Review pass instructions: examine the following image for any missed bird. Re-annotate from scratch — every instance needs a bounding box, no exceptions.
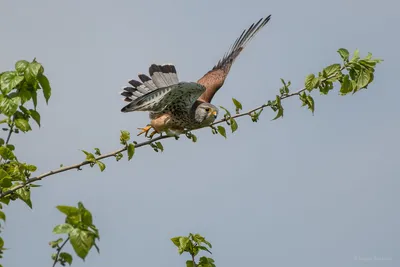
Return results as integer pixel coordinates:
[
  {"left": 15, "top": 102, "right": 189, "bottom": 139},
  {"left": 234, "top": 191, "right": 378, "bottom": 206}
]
[{"left": 120, "top": 15, "right": 271, "bottom": 138}]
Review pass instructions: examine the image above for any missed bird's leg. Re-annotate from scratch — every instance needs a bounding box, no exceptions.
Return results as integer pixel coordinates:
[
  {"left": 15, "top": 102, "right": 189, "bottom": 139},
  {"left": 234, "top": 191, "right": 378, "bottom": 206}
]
[
  {"left": 148, "top": 129, "right": 159, "bottom": 139},
  {"left": 137, "top": 125, "right": 156, "bottom": 138}
]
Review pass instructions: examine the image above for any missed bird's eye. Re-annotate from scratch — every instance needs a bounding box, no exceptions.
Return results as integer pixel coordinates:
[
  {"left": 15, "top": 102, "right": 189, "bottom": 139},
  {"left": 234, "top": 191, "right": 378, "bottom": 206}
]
[{"left": 205, "top": 108, "right": 210, "bottom": 112}]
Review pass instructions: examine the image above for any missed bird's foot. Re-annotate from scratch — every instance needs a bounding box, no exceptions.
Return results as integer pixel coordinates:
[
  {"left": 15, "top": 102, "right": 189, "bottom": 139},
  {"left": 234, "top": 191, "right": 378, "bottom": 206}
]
[{"left": 137, "top": 125, "right": 158, "bottom": 138}]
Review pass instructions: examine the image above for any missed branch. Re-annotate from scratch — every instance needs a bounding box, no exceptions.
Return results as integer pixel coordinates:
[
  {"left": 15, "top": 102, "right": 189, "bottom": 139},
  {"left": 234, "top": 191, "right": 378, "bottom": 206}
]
[
  {"left": 52, "top": 237, "right": 69, "bottom": 267},
  {"left": 192, "top": 253, "right": 197, "bottom": 267},
  {"left": 0, "top": 135, "right": 170, "bottom": 198},
  {"left": 5, "top": 123, "right": 14, "bottom": 145},
  {"left": 211, "top": 87, "right": 306, "bottom": 126},
  {"left": 0, "top": 87, "right": 306, "bottom": 199}
]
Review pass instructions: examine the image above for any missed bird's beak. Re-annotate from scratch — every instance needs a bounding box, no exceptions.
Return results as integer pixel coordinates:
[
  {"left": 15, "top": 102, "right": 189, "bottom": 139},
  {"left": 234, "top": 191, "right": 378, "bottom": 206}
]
[{"left": 212, "top": 110, "right": 217, "bottom": 119}]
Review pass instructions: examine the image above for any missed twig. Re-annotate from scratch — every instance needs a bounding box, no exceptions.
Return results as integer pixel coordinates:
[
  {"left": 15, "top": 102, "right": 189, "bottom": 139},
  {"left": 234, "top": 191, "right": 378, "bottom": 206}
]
[
  {"left": 52, "top": 237, "right": 69, "bottom": 267},
  {"left": 192, "top": 253, "right": 197, "bottom": 267},
  {"left": 211, "top": 86, "right": 306, "bottom": 125},
  {"left": 0, "top": 135, "right": 170, "bottom": 198},
  {"left": 5, "top": 123, "right": 14, "bottom": 145},
  {"left": 0, "top": 87, "right": 306, "bottom": 199}
]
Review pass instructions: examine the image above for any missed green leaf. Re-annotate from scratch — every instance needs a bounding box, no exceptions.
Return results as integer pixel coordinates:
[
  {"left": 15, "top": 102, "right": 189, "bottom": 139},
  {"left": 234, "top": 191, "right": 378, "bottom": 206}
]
[
  {"left": 0, "top": 97, "right": 19, "bottom": 117},
  {"left": 115, "top": 153, "right": 123, "bottom": 161},
  {"left": 171, "top": 236, "right": 181, "bottom": 247},
  {"left": 272, "top": 107, "right": 284, "bottom": 120},
  {"left": 25, "top": 61, "right": 43, "bottom": 82},
  {"left": 311, "top": 76, "right": 320, "bottom": 89},
  {"left": 305, "top": 74, "right": 315, "bottom": 91},
  {"left": 59, "top": 252, "right": 73, "bottom": 266},
  {"left": 16, "top": 187, "right": 32, "bottom": 208},
  {"left": 15, "top": 60, "right": 29, "bottom": 73},
  {"left": 94, "top": 148, "right": 101, "bottom": 156},
  {"left": 29, "top": 109, "right": 40, "bottom": 127},
  {"left": 69, "top": 228, "right": 94, "bottom": 260},
  {"left": 219, "top": 106, "right": 231, "bottom": 117},
  {"left": 351, "top": 49, "right": 360, "bottom": 62},
  {"left": 0, "top": 211, "right": 6, "bottom": 222},
  {"left": 155, "top": 142, "right": 164, "bottom": 152},
  {"left": 337, "top": 48, "right": 349, "bottom": 62},
  {"left": 340, "top": 75, "right": 353, "bottom": 95},
  {"left": 186, "top": 260, "right": 194, "bottom": 267},
  {"left": 230, "top": 118, "right": 238, "bottom": 133},
  {"left": 0, "top": 71, "right": 24, "bottom": 94},
  {"left": 38, "top": 75, "right": 51, "bottom": 103},
  {"left": 120, "top": 130, "right": 130, "bottom": 145},
  {"left": 127, "top": 143, "right": 135, "bottom": 160},
  {"left": 323, "top": 64, "right": 341, "bottom": 78},
  {"left": 80, "top": 209, "right": 93, "bottom": 227},
  {"left": 82, "top": 150, "right": 95, "bottom": 162},
  {"left": 31, "top": 90, "right": 38, "bottom": 108},
  {"left": 14, "top": 118, "right": 31, "bottom": 132},
  {"left": 0, "top": 177, "right": 12, "bottom": 188},
  {"left": 186, "top": 132, "right": 198, "bottom": 143},
  {"left": 53, "top": 223, "right": 74, "bottom": 234},
  {"left": 198, "top": 257, "right": 216, "bottom": 267},
  {"left": 49, "top": 238, "right": 64, "bottom": 248},
  {"left": 356, "top": 69, "right": 370, "bottom": 90},
  {"left": 171, "top": 237, "right": 181, "bottom": 247},
  {"left": 0, "top": 147, "right": 15, "bottom": 160},
  {"left": 96, "top": 161, "right": 105, "bottom": 172},
  {"left": 0, "top": 197, "right": 10, "bottom": 205},
  {"left": 217, "top": 126, "right": 226, "bottom": 138},
  {"left": 307, "top": 95, "right": 315, "bottom": 114},
  {"left": 56, "top": 206, "right": 80, "bottom": 217},
  {"left": 178, "top": 237, "right": 190, "bottom": 254},
  {"left": 232, "top": 98, "right": 242, "bottom": 113},
  {"left": 198, "top": 245, "right": 212, "bottom": 254}
]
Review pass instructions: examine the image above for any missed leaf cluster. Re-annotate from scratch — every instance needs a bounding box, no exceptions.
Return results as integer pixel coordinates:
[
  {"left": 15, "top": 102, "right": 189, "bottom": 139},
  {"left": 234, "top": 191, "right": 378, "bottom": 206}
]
[
  {"left": 171, "top": 233, "right": 215, "bottom": 267},
  {"left": 51, "top": 202, "right": 100, "bottom": 264}
]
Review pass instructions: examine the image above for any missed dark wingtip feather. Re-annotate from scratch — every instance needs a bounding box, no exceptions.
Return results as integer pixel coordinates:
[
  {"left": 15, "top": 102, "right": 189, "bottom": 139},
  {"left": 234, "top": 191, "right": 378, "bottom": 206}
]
[
  {"left": 149, "top": 64, "right": 162, "bottom": 76},
  {"left": 121, "top": 91, "right": 133, "bottom": 97},
  {"left": 213, "top": 14, "right": 272, "bottom": 71},
  {"left": 138, "top": 74, "right": 151, "bottom": 82},
  {"left": 128, "top": 79, "right": 143, "bottom": 87},
  {"left": 123, "top": 86, "right": 136, "bottom": 93},
  {"left": 170, "top": 65, "right": 177, "bottom": 74},
  {"left": 161, "top": 64, "right": 173, "bottom": 74}
]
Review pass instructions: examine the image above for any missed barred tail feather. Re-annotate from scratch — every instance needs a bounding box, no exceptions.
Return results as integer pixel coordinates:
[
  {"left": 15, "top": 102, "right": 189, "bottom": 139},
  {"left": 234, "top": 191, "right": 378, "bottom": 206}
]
[{"left": 120, "top": 63, "right": 179, "bottom": 104}]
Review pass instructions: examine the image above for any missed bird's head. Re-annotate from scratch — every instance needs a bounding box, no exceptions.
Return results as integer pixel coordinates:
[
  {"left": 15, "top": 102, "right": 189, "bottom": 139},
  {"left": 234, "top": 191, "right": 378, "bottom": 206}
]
[{"left": 194, "top": 102, "right": 219, "bottom": 126}]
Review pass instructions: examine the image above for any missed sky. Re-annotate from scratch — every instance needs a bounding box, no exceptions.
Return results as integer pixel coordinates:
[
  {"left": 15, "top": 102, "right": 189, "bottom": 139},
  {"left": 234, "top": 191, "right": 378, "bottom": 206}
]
[{"left": 1, "top": 0, "right": 399, "bottom": 266}]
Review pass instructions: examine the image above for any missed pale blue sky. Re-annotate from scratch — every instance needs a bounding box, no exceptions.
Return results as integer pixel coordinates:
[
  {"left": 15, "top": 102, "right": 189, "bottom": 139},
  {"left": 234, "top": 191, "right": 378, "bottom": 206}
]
[{"left": 1, "top": 0, "right": 399, "bottom": 266}]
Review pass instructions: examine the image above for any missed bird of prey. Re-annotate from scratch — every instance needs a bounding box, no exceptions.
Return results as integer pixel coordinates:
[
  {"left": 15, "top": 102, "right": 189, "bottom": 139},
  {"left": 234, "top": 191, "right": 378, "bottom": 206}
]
[{"left": 120, "top": 15, "right": 271, "bottom": 138}]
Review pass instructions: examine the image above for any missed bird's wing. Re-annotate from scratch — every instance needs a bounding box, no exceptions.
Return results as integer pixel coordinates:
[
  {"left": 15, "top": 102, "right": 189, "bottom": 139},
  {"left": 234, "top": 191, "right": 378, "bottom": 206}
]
[
  {"left": 121, "top": 82, "right": 205, "bottom": 113},
  {"left": 197, "top": 15, "right": 271, "bottom": 103}
]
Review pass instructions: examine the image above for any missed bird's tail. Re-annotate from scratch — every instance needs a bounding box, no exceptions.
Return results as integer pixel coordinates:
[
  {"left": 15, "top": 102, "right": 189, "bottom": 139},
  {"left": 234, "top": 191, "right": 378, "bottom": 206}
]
[{"left": 120, "top": 64, "right": 179, "bottom": 103}]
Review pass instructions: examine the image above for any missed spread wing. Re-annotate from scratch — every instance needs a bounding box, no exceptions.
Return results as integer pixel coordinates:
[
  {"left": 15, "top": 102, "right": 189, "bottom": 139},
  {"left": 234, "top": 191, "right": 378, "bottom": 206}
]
[
  {"left": 197, "top": 15, "right": 271, "bottom": 103},
  {"left": 121, "top": 82, "right": 205, "bottom": 113}
]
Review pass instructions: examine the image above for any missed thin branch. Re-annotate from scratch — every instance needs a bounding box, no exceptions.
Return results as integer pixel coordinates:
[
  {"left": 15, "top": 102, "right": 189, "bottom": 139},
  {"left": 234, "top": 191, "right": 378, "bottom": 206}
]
[
  {"left": 0, "top": 86, "right": 307, "bottom": 199},
  {"left": 211, "top": 86, "right": 306, "bottom": 126},
  {"left": 5, "top": 123, "right": 14, "bottom": 145},
  {"left": 52, "top": 237, "right": 69, "bottom": 267},
  {"left": 0, "top": 135, "right": 169, "bottom": 198},
  {"left": 191, "top": 253, "right": 197, "bottom": 267}
]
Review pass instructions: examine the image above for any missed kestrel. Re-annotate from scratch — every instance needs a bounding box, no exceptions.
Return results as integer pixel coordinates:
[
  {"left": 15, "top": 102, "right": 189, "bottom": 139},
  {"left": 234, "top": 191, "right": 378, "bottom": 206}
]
[{"left": 120, "top": 15, "right": 271, "bottom": 137}]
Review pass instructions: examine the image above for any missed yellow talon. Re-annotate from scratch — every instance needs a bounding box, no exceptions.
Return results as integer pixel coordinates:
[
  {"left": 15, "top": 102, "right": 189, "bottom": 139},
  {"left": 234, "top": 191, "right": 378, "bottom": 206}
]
[{"left": 137, "top": 125, "right": 159, "bottom": 138}]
